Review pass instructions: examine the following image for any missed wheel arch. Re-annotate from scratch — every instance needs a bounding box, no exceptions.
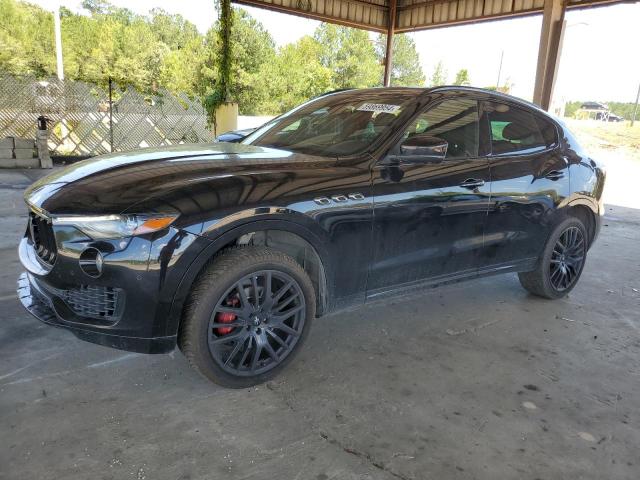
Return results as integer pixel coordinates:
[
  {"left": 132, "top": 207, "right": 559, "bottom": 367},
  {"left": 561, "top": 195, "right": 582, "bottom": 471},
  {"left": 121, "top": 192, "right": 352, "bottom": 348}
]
[
  {"left": 166, "top": 219, "right": 332, "bottom": 339},
  {"left": 563, "top": 198, "right": 599, "bottom": 248}
]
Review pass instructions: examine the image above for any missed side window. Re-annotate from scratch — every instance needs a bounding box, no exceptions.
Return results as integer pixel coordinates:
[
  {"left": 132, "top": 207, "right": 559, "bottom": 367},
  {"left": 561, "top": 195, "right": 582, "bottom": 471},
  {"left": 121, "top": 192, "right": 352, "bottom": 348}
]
[
  {"left": 535, "top": 115, "right": 559, "bottom": 148},
  {"left": 486, "top": 103, "right": 557, "bottom": 155},
  {"left": 282, "top": 119, "right": 301, "bottom": 132},
  {"left": 403, "top": 99, "right": 479, "bottom": 159}
]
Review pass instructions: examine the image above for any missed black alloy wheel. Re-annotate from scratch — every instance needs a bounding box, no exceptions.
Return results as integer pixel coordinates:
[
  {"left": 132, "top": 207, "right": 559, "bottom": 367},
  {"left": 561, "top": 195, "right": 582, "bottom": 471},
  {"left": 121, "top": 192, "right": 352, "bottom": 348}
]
[
  {"left": 518, "top": 216, "right": 589, "bottom": 299},
  {"left": 179, "top": 247, "right": 315, "bottom": 388},
  {"left": 208, "top": 270, "right": 306, "bottom": 376},
  {"left": 548, "top": 226, "right": 585, "bottom": 292}
]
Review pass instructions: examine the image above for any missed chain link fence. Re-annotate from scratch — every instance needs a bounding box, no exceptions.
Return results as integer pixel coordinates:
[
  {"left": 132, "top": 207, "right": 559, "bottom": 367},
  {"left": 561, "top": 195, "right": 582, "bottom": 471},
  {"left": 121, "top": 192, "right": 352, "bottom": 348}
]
[{"left": 0, "top": 73, "right": 214, "bottom": 157}]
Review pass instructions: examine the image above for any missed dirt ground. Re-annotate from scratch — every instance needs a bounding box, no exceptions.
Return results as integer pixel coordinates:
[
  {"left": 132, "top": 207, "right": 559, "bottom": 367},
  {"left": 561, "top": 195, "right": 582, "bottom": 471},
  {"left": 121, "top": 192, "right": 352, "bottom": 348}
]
[{"left": 565, "top": 118, "right": 640, "bottom": 163}]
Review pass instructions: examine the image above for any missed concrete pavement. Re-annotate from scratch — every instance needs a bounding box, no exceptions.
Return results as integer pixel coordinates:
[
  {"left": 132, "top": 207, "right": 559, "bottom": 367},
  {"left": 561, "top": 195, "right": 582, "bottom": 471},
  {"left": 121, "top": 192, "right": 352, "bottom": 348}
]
[{"left": 1, "top": 160, "right": 639, "bottom": 480}]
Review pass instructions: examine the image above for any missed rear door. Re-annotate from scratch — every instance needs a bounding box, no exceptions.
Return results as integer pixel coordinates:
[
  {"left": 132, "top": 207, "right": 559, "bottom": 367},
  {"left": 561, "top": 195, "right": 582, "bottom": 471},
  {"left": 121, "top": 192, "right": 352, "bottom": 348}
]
[
  {"left": 482, "top": 101, "right": 570, "bottom": 268},
  {"left": 368, "top": 97, "right": 491, "bottom": 296}
]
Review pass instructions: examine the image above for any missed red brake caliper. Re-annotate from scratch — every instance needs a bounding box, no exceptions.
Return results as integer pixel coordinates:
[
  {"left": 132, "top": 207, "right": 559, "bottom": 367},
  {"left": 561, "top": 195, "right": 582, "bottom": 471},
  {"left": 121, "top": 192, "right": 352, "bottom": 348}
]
[{"left": 215, "top": 297, "right": 240, "bottom": 335}]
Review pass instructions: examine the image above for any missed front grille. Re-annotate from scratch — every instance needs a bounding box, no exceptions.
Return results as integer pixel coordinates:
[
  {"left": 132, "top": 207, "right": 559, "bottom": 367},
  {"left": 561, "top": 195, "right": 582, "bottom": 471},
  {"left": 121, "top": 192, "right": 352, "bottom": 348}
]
[
  {"left": 28, "top": 211, "right": 57, "bottom": 265},
  {"left": 62, "top": 285, "right": 122, "bottom": 320}
]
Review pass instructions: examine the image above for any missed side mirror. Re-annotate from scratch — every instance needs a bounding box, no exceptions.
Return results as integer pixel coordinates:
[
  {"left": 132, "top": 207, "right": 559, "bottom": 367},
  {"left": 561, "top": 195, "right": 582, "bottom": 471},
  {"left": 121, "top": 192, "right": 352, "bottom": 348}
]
[
  {"left": 399, "top": 134, "right": 448, "bottom": 162},
  {"left": 215, "top": 127, "right": 257, "bottom": 143}
]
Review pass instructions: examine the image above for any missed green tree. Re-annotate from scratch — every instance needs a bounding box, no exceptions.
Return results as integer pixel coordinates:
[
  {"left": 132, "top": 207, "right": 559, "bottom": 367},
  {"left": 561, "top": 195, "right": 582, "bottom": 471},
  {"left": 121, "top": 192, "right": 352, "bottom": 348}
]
[
  {"left": 259, "top": 36, "right": 333, "bottom": 114},
  {"left": 0, "top": 0, "right": 207, "bottom": 94},
  {"left": 0, "top": 0, "right": 56, "bottom": 76},
  {"left": 564, "top": 101, "right": 582, "bottom": 118},
  {"left": 3, "top": 0, "right": 435, "bottom": 117},
  {"left": 200, "top": 8, "right": 276, "bottom": 115},
  {"left": 149, "top": 8, "right": 205, "bottom": 94},
  {"left": 453, "top": 68, "right": 471, "bottom": 86},
  {"left": 606, "top": 101, "right": 638, "bottom": 120},
  {"left": 314, "top": 24, "right": 381, "bottom": 89},
  {"left": 564, "top": 100, "right": 638, "bottom": 120},
  {"left": 149, "top": 8, "right": 200, "bottom": 50},
  {"left": 80, "top": 0, "right": 112, "bottom": 15},
  {"left": 60, "top": 3, "right": 171, "bottom": 90},
  {"left": 428, "top": 61, "right": 447, "bottom": 86},
  {"left": 376, "top": 33, "right": 425, "bottom": 86},
  {"left": 158, "top": 38, "right": 204, "bottom": 95},
  {"left": 484, "top": 79, "right": 513, "bottom": 94},
  {"left": 229, "top": 9, "right": 275, "bottom": 113}
]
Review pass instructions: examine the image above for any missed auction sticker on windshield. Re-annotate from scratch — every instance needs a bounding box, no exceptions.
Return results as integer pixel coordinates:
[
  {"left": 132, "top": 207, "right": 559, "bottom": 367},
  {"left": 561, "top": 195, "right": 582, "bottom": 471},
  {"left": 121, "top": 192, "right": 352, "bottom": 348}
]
[{"left": 357, "top": 103, "right": 401, "bottom": 113}]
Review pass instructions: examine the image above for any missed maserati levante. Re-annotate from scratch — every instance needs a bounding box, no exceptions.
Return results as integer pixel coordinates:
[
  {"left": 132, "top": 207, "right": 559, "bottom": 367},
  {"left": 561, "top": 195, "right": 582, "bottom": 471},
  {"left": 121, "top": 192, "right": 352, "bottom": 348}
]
[{"left": 18, "top": 87, "right": 605, "bottom": 387}]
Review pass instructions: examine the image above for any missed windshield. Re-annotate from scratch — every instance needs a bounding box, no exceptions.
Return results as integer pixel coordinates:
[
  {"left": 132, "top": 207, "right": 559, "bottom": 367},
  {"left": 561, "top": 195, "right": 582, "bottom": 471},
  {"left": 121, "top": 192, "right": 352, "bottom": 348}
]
[{"left": 244, "top": 91, "right": 419, "bottom": 156}]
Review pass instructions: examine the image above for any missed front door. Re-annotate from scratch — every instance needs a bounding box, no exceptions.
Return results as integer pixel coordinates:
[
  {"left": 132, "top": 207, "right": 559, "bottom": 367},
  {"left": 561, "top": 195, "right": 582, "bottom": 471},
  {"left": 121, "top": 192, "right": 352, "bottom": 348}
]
[{"left": 368, "top": 97, "right": 491, "bottom": 297}]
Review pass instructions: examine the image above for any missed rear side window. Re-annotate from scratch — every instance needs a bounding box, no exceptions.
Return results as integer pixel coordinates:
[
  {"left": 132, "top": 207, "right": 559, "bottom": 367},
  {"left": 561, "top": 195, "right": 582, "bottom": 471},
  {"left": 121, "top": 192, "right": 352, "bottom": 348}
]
[{"left": 486, "top": 103, "right": 557, "bottom": 155}]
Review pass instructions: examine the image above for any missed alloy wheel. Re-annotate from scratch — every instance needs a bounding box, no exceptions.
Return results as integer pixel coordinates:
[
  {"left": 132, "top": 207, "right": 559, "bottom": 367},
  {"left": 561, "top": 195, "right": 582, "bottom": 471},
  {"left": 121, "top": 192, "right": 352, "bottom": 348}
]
[
  {"left": 549, "top": 226, "right": 585, "bottom": 291},
  {"left": 207, "top": 270, "right": 306, "bottom": 376}
]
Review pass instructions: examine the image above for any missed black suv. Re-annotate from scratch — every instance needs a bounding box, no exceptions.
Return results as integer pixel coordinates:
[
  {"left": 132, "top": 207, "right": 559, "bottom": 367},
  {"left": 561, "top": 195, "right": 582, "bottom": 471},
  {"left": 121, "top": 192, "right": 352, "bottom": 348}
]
[{"left": 18, "top": 87, "right": 605, "bottom": 387}]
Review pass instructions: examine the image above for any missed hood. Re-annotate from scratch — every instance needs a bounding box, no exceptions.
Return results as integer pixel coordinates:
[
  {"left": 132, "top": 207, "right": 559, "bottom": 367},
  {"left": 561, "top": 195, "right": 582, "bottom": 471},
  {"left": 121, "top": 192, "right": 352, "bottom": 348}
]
[{"left": 24, "top": 143, "right": 334, "bottom": 215}]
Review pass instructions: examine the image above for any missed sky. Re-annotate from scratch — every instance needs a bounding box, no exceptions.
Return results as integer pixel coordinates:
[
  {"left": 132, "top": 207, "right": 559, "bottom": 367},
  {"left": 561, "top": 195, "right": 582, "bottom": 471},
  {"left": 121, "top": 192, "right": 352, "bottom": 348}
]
[{"left": 27, "top": 0, "right": 640, "bottom": 103}]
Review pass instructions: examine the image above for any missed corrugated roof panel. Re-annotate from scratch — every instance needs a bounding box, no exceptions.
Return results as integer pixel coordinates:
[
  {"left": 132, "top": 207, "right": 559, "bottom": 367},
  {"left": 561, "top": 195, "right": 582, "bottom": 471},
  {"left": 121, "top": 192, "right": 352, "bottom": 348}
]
[
  {"left": 447, "top": 1, "right": 458, "bottom": 21},
  {"left": 395, "top": 0, "right": 602, "bottom": 31},
  {"left": 432, "top": 2, "right": 442, "bottom": 23},
  {"left": 234, "top": 0, "right": 389, "bottom": 30},
  {"left": 234, "top": 0, "right": 630, "bottom": 33},
  {"left": 459, "top": 0, "right": 475, "bottom": 20}
]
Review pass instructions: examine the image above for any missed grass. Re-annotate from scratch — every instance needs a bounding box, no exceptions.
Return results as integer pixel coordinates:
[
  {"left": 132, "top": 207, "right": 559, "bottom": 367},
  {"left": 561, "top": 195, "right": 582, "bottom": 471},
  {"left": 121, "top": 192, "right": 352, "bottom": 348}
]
[{"left": 564, "top": 119, "right": 640, "bottom": 161}]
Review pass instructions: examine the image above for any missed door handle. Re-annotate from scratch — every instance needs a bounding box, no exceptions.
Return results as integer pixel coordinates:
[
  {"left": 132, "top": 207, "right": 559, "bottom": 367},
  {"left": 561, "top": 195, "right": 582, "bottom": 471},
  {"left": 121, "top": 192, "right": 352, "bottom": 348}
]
[
  {"left": 545, "top": 170, "right": 565, "bottom": 180},
  {"left": 459, "top": 178, "right": 485, "bottom": 189}
]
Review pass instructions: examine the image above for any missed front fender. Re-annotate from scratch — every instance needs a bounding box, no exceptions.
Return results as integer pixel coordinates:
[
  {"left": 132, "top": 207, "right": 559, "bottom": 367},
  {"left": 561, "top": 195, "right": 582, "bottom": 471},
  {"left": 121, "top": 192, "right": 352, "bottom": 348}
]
[
  {"left": 161, "top": 215, "right": 335, "bottom": 339},
  {"left": 200, "top": 207, "right": 333, "bottom": 245}
]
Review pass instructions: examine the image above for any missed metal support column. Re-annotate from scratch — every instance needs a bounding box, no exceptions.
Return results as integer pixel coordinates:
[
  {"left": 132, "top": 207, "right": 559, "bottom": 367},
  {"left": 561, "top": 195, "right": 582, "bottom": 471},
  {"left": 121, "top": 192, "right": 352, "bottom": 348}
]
[
  {"left": 383, "top": 0, "right": 397, "bottom": 87},
  {"left": 533, "top": 0, "right": 566, "bottom": 110}
]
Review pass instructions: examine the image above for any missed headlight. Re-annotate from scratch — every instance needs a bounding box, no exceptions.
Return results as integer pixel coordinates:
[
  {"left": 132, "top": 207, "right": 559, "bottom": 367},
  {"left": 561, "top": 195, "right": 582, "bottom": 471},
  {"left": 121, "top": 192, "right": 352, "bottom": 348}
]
[{"left": 52, "top": 214, "right": 178, "bottom": 239}]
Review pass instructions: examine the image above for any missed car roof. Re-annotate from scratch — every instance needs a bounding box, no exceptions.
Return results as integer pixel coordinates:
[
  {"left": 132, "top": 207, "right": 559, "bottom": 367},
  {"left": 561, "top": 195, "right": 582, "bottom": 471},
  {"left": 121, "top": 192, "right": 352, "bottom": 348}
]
[{"left": 325, "top": 85, "right": 552, "bottom": 120}]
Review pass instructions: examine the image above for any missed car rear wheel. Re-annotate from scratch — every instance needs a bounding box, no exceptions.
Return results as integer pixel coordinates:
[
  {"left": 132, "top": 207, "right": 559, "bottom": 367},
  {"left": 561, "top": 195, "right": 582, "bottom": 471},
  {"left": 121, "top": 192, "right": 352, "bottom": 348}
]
[
  {"left": 179, "top": 247, "right": 315, "bottom": 388},
  {"left": 518, "top": 216, "right": 588, "bottom": 299}
]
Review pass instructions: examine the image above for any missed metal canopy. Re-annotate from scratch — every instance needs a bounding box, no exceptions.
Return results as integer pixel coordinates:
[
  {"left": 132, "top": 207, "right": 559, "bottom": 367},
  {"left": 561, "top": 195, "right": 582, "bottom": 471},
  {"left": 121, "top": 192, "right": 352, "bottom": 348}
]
[
  {"left": 233, "top": 0, "right": 634, "bottom": 109},
  {"left": 233, "top": 0, "right": 626, "bottom": 33}
]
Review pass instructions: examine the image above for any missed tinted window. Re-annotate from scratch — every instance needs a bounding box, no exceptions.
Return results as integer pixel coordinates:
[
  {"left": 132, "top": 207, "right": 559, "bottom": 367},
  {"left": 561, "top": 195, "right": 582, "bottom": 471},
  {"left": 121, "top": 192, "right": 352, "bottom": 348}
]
[
  {"left": 245, "top": 92, "right": 418, "bottom": 156},
  {"left": 486, "top": 103, "right": 557, "bottom": 155},
  {"left": 403, "top": 98, "right": 479, "bottom": 159}
]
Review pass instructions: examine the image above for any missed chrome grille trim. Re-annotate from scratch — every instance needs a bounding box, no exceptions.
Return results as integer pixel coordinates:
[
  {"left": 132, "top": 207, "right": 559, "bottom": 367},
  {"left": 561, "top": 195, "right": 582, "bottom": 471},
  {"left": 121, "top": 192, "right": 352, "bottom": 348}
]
[{"left": 27, "top": 209, "right": 58, "bottom": 266}]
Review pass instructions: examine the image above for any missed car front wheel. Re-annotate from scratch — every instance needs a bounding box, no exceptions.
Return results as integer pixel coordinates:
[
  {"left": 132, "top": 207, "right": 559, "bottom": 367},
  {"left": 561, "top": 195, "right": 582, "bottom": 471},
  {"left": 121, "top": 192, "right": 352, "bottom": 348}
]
[{"left": 179, "top": 247, "right": 315, "bottom": 388}]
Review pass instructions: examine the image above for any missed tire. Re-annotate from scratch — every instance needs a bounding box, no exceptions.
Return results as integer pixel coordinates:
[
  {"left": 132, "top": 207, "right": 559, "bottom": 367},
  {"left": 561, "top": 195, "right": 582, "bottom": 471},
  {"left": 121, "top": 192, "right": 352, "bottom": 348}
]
[
  {"left": 518, "top": 216, "right": 588, "bottom": 299},
  {"left": 179, "top": 247, "right": 316, "bottom": 388}
]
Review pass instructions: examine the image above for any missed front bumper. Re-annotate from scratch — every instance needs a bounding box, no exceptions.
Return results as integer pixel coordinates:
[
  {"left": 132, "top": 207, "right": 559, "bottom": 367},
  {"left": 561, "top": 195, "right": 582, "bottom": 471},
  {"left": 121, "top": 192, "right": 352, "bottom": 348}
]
[
  {"left": 17, "top": 271, "right": 176, "bottom": 353},
  {"left": 16, "top": 212, "right": 209, "bottom": 354}
]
